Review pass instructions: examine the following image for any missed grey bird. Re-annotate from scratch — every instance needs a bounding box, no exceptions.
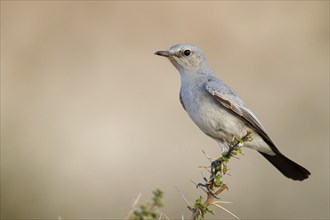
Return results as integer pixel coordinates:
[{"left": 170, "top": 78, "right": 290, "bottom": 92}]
[{"left": 155, "top": 43, "right": 310, "bottom": 181}]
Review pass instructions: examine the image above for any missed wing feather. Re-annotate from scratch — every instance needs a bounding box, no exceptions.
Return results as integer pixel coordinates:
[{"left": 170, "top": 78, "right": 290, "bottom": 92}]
[{"left": 205, "top": 80, "right": 277, "bottom": 151}]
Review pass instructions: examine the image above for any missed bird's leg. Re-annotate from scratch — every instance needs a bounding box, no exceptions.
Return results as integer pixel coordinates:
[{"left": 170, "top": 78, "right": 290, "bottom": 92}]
[
  {"left": 198, "top": 131, "right": 253, "bottom": 199},
  {"left": 212, "top": 131, "right": 252, "bottom": 174},
  {"left": 210, "top": 138, "right": 232, "bottom": 175},
  {"left": 196, "top": 177, "right": 221, "bottom": 199}
]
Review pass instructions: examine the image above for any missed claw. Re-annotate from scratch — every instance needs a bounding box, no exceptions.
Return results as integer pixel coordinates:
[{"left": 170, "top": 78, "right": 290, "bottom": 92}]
[
  {"left": 211, "top": 159, "right": 221, "bottom": 167},
  {"left": 196, "top": 183, "right": 208, "bottom": 189},
  {"left": 196, "top": 182, "right": 220, "bottom": 199},
  {"left": 207, "top": 188, "right": 221, "bottom": 199}
]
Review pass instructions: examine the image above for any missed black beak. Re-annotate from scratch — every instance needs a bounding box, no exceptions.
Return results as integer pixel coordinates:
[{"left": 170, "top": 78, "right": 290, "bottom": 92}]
[{"left": 154, "top": 50, "right": 171, "bottom": 57}]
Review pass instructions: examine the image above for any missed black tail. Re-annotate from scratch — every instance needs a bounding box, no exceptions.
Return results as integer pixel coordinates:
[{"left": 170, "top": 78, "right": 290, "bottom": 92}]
[{"left": 260, "top": 152, "right": 310, "bottom": 181}]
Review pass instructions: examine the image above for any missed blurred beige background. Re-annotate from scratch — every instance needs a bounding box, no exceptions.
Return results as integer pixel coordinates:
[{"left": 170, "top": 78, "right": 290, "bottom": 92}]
[{"left": 1, "top": 1, "right": 329, "bottom": 219}]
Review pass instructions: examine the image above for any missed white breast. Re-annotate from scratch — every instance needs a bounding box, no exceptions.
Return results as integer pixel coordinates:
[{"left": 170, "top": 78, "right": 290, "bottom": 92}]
[
  {"left": 180, "top": 74, "right": 246, "bottom": 141},
  {"left": 179, "top": 73, "right": 275, "bottom": 155}
]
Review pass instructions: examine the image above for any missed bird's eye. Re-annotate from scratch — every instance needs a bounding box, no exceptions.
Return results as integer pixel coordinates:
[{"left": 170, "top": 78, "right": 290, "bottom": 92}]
[{"left": 183, "top": 49, "right": 191, "bottom": 57}]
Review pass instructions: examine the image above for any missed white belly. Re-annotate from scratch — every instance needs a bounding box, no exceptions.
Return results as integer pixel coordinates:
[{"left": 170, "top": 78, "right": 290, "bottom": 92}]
[
  {"left": 180, "top": 84, "right": 275, "bottom": 155},
  {"left": 181, "top": 83, "right": 243, "bottom": 137}
]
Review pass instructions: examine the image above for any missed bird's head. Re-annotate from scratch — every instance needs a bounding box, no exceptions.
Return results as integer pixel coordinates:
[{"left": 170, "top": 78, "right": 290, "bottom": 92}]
[{"left": 155, "top": 44, "right": 208, "bottom": 74}]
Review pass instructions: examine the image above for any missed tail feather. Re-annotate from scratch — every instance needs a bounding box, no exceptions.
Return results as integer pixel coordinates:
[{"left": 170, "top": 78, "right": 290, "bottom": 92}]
[{"left": 260, "top": 152, "right": 310, "bottom": 181}]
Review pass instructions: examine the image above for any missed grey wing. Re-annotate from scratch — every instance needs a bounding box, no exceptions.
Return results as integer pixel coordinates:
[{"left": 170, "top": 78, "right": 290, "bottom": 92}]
[
  {"left": 205, "top": 80, "right": 278, "bottom": 151},
  {"left": 206, "top": 80, "right": 311, "bottom": 181}
]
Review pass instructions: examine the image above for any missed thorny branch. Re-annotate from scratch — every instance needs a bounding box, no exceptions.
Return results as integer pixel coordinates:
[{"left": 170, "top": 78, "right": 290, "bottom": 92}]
[{"left": 189, "top": 130, "right": 253, "bottom": 220}]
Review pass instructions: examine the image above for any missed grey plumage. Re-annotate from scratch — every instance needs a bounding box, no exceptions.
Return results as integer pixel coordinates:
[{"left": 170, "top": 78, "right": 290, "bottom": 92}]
[{"left": 155, "top": 43, "right": 310, "bottom": 181}]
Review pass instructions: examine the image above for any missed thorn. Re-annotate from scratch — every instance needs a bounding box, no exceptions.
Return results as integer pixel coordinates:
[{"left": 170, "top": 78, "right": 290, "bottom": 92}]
[
  {"left": 175, "top": 186, "right": 192, "bottom": 207},
  {"left": 202, "top": 149, "right": 213, "bottom": 162},
  {"left": 213, "top": 203, "right": 240, "bottom": 219}
]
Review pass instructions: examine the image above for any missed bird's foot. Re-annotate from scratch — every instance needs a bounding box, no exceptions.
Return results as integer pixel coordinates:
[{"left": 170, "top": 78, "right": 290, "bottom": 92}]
[
  {"left": 211, "top": 159, "right": 222, "bottom": 168},
  {"left": 196, "top": 182, "right": 220, "bottom": 199}
]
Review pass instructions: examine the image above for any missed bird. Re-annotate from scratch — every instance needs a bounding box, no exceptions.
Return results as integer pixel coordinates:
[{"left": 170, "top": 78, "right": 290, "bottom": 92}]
[{"left": 155, "top": 43, "right": 310, "bottom": 181}]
